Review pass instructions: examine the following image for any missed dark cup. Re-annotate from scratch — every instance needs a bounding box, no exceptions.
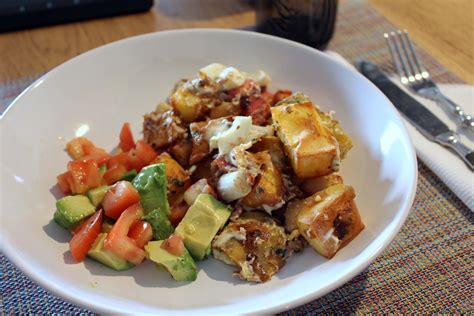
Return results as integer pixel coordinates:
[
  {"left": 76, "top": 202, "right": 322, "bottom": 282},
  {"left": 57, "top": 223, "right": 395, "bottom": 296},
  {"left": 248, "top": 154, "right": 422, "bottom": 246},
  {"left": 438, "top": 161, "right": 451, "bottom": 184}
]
[{"left": 255, "top": 0, "right": 338, "bottom": 50}]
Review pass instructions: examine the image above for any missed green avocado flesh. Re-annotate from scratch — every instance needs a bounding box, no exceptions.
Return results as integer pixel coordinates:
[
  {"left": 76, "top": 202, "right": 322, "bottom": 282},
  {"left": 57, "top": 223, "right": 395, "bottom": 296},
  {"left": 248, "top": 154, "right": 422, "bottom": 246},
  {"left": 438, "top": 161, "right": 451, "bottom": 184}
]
[
  {"left": 120, "top": 169, "right": 137, "bottom": 182},
  {"left": 143, "top": 209, "right": 174, "bottom": 240},
  {"left": 54, "top": 195, "right": 96, "bottom": 229},
  {"left": 88, "top": 233, "right": 134, "bottom": 271},
  {"left": 132, "top": 164, "right": 169, "bottom": 215},
  {"left": 87, "top": 185, "right": 110, "bottom": 207},
  {"left": 174, "top": 194, "right": 231, "bottom": 261},
  {"left": 145, "top": 240, "right": 197, "bottom": 281}
]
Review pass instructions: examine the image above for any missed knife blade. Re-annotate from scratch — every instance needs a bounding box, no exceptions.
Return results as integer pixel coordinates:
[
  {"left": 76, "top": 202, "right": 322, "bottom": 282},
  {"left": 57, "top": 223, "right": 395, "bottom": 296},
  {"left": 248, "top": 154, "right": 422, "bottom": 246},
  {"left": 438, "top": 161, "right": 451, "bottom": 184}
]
[{"left": 356, "top": 60, "right": 474, "bottom": 170}]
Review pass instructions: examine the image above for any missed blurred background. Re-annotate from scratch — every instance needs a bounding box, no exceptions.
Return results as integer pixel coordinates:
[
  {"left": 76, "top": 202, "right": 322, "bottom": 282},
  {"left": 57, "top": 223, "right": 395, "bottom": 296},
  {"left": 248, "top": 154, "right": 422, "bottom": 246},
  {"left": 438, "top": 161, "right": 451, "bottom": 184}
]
[{"left": 0, "top": 0, "right": 472, "bottom": 84}]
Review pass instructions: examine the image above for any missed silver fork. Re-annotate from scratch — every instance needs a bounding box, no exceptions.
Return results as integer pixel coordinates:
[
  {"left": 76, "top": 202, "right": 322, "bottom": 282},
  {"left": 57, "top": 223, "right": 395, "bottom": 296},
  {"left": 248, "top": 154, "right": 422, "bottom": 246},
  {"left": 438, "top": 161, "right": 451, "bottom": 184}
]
[{"left": 384, "top": 30, "right": 474, "bottom": 133}]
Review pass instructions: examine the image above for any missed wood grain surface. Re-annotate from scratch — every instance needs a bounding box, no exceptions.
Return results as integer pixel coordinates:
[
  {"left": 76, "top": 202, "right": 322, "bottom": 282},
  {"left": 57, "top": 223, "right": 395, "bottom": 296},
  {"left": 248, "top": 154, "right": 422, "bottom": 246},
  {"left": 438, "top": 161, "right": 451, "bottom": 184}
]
[{"left": 0, "top": 0, "right": 472, "bottom": 83}]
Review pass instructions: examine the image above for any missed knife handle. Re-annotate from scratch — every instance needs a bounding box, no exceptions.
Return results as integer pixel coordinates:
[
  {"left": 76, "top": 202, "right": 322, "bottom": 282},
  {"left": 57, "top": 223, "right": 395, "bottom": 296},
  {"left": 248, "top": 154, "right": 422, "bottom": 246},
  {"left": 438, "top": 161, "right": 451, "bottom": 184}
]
[{"left": 435, "top": 131, "right": 474, "bottom": 170}]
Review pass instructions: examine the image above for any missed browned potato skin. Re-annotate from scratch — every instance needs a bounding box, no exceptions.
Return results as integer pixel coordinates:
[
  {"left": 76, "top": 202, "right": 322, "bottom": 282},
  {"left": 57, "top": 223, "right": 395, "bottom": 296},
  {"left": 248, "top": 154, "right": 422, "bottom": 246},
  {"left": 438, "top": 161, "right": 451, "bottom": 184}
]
[
  {"left": 241, "top": 152, "right": 285, "bottom": 209},
  {"left": 153, "top": 152, "right": 191, "bottom": 206},
  {"left": 250, "top": 136, "right": 286, "bottom": 169},
  {"left": 212, "top": 212, "right": 287, "bottom": 283},
  {"left": 209, "top": 102, "right": 241, "bottom": 119},
  {"left": 300, "top": 174, "right": 343, "bottom": 196},
  {"left": 240, "top": 152, "right": 283, "bottom": 207},
  {"left": 170, "top": 139, "right": 193, "bottom": 168},
  {"left": 271, "top": 98, "right": 339, "bottom": 178},
  {"left": 296, "top": 184, "right": 364, "bottom": 259},
  {"left": 284, "top": 199, "right": 304, "bottom": 233},
  {"left": 189, "top": 121, "right": 210, "bottom": 165},
  {"left": 143, "top": 109, "right": 186, "bottom": 150}
]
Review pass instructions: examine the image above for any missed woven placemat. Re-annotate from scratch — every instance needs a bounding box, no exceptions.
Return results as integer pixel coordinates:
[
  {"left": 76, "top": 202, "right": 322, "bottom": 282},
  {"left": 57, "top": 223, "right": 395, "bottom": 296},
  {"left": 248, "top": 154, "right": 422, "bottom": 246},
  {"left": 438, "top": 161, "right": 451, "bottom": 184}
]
[{"left": 1, "top": 0, "right": 472, "bottom": 313}]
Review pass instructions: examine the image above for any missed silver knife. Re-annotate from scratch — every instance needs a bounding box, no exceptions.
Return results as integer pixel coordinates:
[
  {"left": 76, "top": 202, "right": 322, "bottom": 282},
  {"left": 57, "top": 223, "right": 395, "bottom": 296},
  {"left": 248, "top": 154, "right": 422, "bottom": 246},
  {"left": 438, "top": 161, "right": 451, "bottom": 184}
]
[{"left": 356, "top": 60, "right": 474, "bottom": 170}]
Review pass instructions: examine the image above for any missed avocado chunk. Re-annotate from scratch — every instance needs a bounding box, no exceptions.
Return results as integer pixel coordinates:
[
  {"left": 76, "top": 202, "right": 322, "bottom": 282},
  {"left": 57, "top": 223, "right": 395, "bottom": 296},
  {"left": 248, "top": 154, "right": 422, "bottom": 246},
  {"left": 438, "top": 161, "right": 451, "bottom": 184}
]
[
  {"left": 143, "top": 209, "right": 174, "bottom": 240},
  {"left": 120, "top": 169, "right": 137, "bottom": 182},
  {"left": 175, "top": 194, "right": 231, "bottom": 260},
  {"left": 87, "top": 185, "right": 110, "bottom": 207},
  {"left": 88, "top": 233, "right": 134, "bottom": 270},
  {"left": 54, "top": 195, "right": 96, "bottom": 229},
  {"left": 132, "top": 164, "right": 169, "bottom": 215},
  {"left": 145, "top": 240, "right": 197, "bottom": 281}
]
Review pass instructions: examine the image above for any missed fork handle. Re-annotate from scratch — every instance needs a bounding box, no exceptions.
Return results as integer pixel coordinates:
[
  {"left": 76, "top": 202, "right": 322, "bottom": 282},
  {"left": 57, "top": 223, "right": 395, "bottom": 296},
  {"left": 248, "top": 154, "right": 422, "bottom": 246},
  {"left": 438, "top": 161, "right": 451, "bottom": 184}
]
[
  {"left": 427, "top": 90, "right": 474, "bottom": 132},
  {"left": 435, "top": 131, "right": 474, "bottom": 170}
]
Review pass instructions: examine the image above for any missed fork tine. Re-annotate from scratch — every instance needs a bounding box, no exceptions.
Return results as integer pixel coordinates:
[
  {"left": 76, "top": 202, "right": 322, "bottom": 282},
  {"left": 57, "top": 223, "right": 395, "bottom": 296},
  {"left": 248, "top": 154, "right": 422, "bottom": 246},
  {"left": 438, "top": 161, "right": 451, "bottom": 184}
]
[
  {"left": 385, "top": 32, "right": 408, "bottom": 84},
  {"left": 398, "top": 30, "right": 422, "bottom": 81},
  {"left": 394, "top": 30, "right": 416, "bottom": 83},
  {"left": 402, "top": 31, "right": 430, "bottom": 79}
]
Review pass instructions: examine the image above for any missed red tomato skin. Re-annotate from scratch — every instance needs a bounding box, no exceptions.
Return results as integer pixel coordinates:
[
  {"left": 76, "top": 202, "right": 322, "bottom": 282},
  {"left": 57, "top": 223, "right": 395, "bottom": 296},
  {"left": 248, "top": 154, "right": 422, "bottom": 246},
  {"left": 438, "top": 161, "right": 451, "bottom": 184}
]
[
  {"left": 119, "top": 122, "right": 135, "bottom": 152},
  {"left": 161, "top": 234, "right": 185, "bottom": 257},
  {"left": 128, "top": 221, "right": 153, "bottom": 248},
  {"left": 103, "top": 181, "right": 141, "bottom": 219},
  {"left": 104, "top": 203, "right": 146, "bottom": 265},
  {"left": 103, "top": 164, "right": 128, "bottom": 185},
  {"left": 67, "top": 160, "right": 102, "bottom": 194},
  {"left": 135, "top": 140, "right": 157, "bottom": 165},
  {"left": 57, "top": 171, "right": 72, "bottom": 195},
  {"left": 69, "top": 210, "right": 103, "bottom": 262}
]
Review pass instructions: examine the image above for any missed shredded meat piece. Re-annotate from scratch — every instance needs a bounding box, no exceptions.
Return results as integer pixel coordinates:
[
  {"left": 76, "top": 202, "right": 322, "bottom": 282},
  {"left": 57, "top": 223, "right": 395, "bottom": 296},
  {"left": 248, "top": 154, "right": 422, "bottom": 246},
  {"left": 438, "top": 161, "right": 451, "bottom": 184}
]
[{"left": 143, "top": 110, "right": 187, "bottom": 149}]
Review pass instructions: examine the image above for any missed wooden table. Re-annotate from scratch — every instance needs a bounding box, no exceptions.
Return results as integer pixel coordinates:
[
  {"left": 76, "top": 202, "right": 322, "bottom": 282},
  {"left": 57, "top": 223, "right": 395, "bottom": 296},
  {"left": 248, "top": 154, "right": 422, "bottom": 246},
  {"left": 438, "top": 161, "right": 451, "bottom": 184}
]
[{"left": 0, "top": 0, "right": 472, "bottom": 84}]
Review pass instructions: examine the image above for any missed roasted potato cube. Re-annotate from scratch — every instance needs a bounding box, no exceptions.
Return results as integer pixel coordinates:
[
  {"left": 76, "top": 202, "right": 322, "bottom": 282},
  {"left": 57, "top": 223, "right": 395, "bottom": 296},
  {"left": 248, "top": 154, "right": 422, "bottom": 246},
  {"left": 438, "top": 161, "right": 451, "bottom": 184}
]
[
  {"left": 296, "top": 184, "right": 364, "bottom": 259},
  {"left": 212, "top": 212, "right": 288, "bottom": 283},
  {"left": 169, "top": 139, "right": 193, "bottom": 168},
  {"left": 169, "top": 81, "right": 203, "bottom": 123},
  {"left": 317, "top": 109, "right": 353, "bottom": 159},
  {"left": 241, "top": 152, "right": 285, "bottom": 211},
  {"left": 284, "top": 198, "right": 304, "bottom": 233},
  {"left": 250, "top": 136, "right": 287, "bottom": 169},
  {"left": 300, "top": 174, "right": 343, "bottom": 195},
  {"left": 271, "top": 93, "right": 340, "bottom": 178},
  {"left": 153, "top": 152, "right": 191, "bottom": 205},
  {"left": 143, "top": 108, "right": 187, "bottom": 150},
  {"left": 209, "top": 101, "right": 241, "bottom": 119},
  {"left": 189, "top": 121, "right": 210, "bottom": 165}
]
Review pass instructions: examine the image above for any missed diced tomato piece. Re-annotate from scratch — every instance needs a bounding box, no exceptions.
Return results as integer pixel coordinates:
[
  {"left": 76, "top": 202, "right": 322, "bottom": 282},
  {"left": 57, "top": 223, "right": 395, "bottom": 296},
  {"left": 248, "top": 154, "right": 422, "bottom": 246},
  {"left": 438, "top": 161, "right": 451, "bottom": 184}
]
[
  {"left": 82, "top": 147, "right": 109, "bottom": 166},
  {"left": 128, "top": 221, "right": 153, "bottom": 248},
  {"left": 66, "top": 137, "right": 108, "bottom": 162},
  {"left": 104, "top": 203, "right": 146, "bottom": 265},
  {"left": 169, "top": 202, "right": 189, "bottom": 227},
  {"left": 103, "top": 181, "right": 141, "bottom": 219},
  {"left": 69, "top": 210, "right": 103, "bottom": 262},
  {"left": 67, "top": 160, "right": 102, "bottom": 194},
  {"left": 127, "top": 149, "right": 147, "bottom": 172},
  {"left": 244, "top": 97, "right": 271, "bottom": 125},
  {"left": 57, "top": 171, "right": 72, "bottom": 195},
  {"left": 66, "top": 137, "right": 93, "bottom": 160},
  {"left": 119, "top": 122, "right": 135, "bottom": 152},
  {"left": 135, "top": 140, "right": 157, "bottom": 165},
  {"left": 272, "top": 89, "right": 292, "bottom": 105},
  {"left": 107, "top": 152, "right": 131, "bottom": 169},
  {"left": 161, "top": 234, "right": 185, "bottom": 257},
  {"left": 103, "top": 164, "right": 128, "bottom": 185}
]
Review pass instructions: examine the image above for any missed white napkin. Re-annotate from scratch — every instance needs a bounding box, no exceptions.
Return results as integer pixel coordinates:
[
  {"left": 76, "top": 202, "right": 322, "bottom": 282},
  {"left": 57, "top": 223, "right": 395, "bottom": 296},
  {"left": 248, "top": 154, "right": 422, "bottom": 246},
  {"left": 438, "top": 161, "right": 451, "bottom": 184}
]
[{"left": 325, "top": 51, "right": 474, "bottom": 210}]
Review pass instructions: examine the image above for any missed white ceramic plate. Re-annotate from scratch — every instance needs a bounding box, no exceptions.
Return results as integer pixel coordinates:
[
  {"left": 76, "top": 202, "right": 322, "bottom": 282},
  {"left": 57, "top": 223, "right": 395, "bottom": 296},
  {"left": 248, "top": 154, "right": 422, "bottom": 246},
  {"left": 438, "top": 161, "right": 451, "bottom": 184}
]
[{"left": 0, "top": 29, "right": 417, "bottom": 314}]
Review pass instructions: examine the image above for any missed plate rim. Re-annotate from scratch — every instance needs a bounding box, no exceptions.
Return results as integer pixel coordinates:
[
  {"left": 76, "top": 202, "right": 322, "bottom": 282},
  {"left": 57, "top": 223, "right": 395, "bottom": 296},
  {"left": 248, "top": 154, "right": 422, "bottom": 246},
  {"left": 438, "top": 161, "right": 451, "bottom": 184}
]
[{"left": 1, "top": 28, "right": 418, "bottom": 314}]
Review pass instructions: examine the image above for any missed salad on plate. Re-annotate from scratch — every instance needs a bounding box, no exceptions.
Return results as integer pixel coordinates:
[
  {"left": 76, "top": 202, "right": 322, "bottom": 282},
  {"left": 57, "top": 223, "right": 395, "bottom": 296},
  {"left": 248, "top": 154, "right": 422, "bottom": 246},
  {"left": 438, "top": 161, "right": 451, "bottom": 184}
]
[{"left": 53, "top": 63, "right": 365, "bottom": 283}]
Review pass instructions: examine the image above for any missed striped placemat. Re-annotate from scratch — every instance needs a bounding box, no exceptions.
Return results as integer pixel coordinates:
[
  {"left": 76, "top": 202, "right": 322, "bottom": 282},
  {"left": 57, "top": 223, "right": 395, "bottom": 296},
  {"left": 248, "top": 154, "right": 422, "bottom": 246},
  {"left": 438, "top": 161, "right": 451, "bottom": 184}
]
[{"left": 1, "top": 0, "right": 472, "bottom": 313}]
